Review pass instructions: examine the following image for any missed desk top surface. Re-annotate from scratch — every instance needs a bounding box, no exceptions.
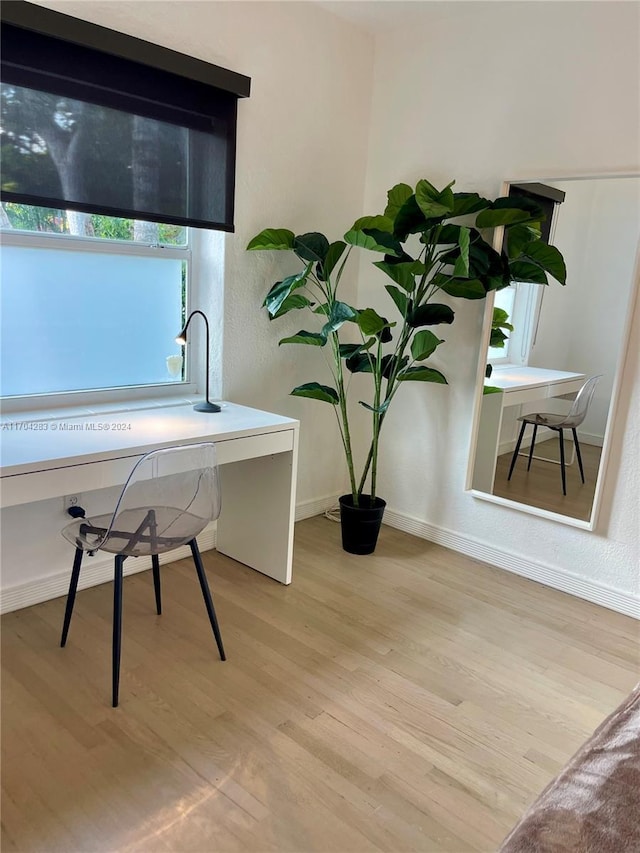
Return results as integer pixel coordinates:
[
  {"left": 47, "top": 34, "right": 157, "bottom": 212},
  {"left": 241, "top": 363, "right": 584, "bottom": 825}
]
[
  {"left": 0, "top": 402, "right": 298, "bottom": 477},
  {"left": 487, "top": 366, "right": 585, "bottom": 392}
]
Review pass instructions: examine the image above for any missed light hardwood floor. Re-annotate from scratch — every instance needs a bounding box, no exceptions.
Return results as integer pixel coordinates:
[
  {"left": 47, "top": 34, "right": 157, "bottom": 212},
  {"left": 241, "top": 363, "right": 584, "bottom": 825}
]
[
  {"left": 2, "top": 517, "right": 638, "bottom": 852},
  {"left": 493, "top": 441, "right": 601, "bottom": 521}
]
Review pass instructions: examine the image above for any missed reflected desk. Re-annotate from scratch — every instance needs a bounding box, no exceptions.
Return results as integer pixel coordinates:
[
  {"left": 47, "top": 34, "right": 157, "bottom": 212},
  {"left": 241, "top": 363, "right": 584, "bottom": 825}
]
[
  {"left": 0, "top": 402, "right": 299, "bottom": 584},
  {"left": 473, "top": 366, "right": 586, "bottom": 493}
]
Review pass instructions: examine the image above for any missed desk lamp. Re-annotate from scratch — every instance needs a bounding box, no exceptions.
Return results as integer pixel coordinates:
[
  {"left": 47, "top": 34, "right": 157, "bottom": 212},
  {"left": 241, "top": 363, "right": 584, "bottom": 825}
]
[{"left": 176, "top": 310, "right": 221, "bottom": 413}]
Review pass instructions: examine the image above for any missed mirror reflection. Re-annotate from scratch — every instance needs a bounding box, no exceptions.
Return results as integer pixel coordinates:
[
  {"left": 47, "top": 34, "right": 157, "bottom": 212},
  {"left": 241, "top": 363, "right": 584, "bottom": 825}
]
[{"left": 469, "top": 175, "right": 639, "bottom": 525}]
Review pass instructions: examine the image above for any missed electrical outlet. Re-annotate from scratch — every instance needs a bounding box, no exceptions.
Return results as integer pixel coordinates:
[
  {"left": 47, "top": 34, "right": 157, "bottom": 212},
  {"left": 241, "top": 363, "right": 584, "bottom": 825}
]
[{"left": 63, "top": 494, "right": 82, "bottom": 511}]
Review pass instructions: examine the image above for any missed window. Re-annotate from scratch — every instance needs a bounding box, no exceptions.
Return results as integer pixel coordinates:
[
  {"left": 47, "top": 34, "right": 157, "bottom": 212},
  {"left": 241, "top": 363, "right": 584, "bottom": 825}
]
[
  {"left": 1, "top": 204, "right": 191, "bottom": 401},
  {"left": 487, "top": 281, "right": 544, "bottom": 366},
  {"left": 488, "top": 183, "right": 566, "bottom": 368},
  {"left": 0, "top": 4, "right": 246, "bottom": 408}
]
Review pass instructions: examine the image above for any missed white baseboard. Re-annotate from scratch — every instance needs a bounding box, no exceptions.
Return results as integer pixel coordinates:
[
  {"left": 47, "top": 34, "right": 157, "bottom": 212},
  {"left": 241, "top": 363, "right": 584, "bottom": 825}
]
[
  {"left": 0, "top": 525, "right": 217, "bottom": 616},
  {"left": 0, "top": 495, "right": 340, "bottom": 616},
  {"left": 295, "top": 494, "right": 339, "bottom": 522},
  {"left": 3, "top": 497, "right": 637, "bottom": 621},
  {"left": 382, "top": 507, "right": 640, "bottom": 620}
]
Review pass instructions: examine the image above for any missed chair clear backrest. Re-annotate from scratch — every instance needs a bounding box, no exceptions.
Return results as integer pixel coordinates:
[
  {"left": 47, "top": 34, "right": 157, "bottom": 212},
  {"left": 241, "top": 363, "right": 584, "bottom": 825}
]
[
  {"left": 567, "top": 375, "right": 602, "bottom": 426},
  {"left": 102, "top": 442, "right": 220, "bottom": 557}
]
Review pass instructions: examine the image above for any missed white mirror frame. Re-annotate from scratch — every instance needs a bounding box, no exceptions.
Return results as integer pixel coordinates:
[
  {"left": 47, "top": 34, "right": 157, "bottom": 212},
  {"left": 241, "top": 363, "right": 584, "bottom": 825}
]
[{"left": 465, "top": 171, "right": 640, "bottom": 530}]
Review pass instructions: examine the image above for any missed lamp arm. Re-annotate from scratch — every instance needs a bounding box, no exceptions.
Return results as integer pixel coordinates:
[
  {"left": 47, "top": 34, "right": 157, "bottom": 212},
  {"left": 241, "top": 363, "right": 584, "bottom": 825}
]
[{"left": 182, "top": 310, "right": 211, "bottom": 403}]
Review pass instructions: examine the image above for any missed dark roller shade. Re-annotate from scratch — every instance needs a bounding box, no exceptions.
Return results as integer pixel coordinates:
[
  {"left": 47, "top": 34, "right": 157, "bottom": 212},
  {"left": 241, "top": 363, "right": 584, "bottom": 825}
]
[
  {"left": 509, "top": 182, "right": 566, "bottom": 245},
  {"left": 1, "top": 1, "right": 250, "bottom": 231}
]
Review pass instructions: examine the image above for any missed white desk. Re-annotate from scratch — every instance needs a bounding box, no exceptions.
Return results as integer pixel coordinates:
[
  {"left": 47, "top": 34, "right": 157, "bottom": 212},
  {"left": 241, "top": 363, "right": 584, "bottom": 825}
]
[
  {"left": 0, "top": 402, "right": 299, "bottom": 584},
  {"left": 473, "top": 366, "right": 586, "bottom": 493}
]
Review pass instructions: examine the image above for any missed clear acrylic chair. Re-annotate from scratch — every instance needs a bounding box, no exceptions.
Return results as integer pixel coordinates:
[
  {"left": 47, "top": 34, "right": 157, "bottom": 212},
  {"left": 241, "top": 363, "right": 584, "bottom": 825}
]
[
  {"left": 60, "top": 442, "right": 225, "bottom": 707},
  {"left": 507, "top": 375, "right": 602, "bottom": 495}
]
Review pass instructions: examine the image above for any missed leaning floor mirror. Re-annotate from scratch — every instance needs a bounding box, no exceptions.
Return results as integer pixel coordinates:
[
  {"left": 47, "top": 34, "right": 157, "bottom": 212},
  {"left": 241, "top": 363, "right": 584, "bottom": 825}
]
[{"left": 466, "top": 173, "right": 639, "bottom": 529}]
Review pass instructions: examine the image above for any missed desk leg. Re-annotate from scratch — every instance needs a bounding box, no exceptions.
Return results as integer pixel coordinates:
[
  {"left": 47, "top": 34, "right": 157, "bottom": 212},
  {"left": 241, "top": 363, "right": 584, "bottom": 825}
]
[{"left": 216, "top": 447, "right": 297, "bottom": 584}]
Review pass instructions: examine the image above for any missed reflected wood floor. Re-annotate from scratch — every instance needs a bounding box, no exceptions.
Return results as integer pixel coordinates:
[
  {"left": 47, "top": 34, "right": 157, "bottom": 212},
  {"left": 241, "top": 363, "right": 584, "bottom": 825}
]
[
  {"left": 2, "top": 517, "right": 638, "bottom": 852},
  {"left": 492, "top": 441, "right": 601, "bottom": 521}
]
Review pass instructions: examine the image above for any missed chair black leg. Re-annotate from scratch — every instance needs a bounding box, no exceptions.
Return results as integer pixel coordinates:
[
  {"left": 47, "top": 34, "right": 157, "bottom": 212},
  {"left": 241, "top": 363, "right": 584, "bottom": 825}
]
[
  {"left": 189, "top": 539, "right": 226, "bottom": 661},
  {"left": 508, "top": 421, "right": 527, "bottom": 480},
  {"left": 152, "top": 554, "right": 162, "bottom": 615},
  {"left": 112, "top": 555, "right": 125, "bottom": 708},
  {"left": 558, "top": 429, "right": 567, "bottom": 496},
  {"left": 60, "top": 546, "right": 84, "bottom": 647},
  {"left": 527, "top": 424, "right": 538, "bottom": 471},
  {"left": 572, "top": 428, "right": 585, "bottom": 483}
]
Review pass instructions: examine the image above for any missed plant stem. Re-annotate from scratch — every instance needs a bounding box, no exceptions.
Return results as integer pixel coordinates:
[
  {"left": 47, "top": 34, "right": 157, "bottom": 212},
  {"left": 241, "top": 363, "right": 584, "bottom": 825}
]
[
  {"left": 369, "top": 337, "right": 383, "bottom": 504},
  {"left": 333, "top": 333, "right": 358, "bottom": 501}
]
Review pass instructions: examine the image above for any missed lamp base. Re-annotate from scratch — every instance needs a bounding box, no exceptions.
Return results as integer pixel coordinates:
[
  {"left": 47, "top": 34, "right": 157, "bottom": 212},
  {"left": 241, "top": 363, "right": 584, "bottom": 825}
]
[{"left": 194, "top": 401, "right": 222, "bottom": 413}]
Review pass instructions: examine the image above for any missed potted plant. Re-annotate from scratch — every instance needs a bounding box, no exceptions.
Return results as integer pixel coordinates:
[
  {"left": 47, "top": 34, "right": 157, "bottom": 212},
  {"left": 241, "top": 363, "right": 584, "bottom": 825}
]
[{"left": 247, "top": 178, "right": 565, "bottom": 553}]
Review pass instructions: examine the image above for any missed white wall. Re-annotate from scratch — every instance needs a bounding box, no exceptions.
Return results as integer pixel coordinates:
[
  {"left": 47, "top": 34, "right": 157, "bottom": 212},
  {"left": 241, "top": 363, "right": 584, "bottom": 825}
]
[
  {"left": 1, "top": 1, "right": 373, "bottom": 598},
  {"left": 360, "top": 1, "right": 639, "bottom": 603}
]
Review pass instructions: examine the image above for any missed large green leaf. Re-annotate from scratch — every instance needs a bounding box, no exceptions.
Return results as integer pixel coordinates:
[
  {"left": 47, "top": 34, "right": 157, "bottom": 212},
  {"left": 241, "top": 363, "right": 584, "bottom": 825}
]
[
  {"left": 436, "top": 277, "right": 486, "bottom": 300},
  {"left": 522, "top": 240, "right": 567, "bottom": 284},
  {"left": 415, "top": 179, "right": 455, "bottom": 219},
  {"left": 411, "top": 330, "right": 445, "bottom": 361},
  {"left": 435, "top": 224, "right": 483, "bottom": 246},
  {"left": 263, "top": 263, "right": 312, "bottom": 316},
  {"left": 408, "top": 304, "right": 455, "bottom": 327},
  {"left": 344, "top": 227, "right": 403, "bottom": 257},
  {"left": 441, "top": 239, "right": 504, "bottom": 283},
  {"left": 492, "top": 307, "right": 514, "bottom": 331},
  {"left": 271, "top": 294, "right": 314, "bottom": 318},
  {"left": 351, "top": 215, "right": 394, "bottom": 233},
  {"left": 476, "top": 196, "right": 545, "bottom": 229},
  {"left": 453, "top": 226, "right": 471, "bottom": 277},
  {"left": 279, "top": 330, "right": 327, "bottom": 346},
  {"left": 339, "top": 339, "right": 375, "bottom": 359},
  {"left": 373, "top": 260, "right": 423, "bottom": 292},
  {"left": 475, "top": 207, "right": 535, "bottom": 228},
  {"left": 451, "top": 193, "right": 491, "bottom": 217},
  {"left": 293, "top": 232, "right": 330, "bottom": 264},
  {"left": 381, "top": 354, "right": 409, "bottom": 379},
  {"left": 385, "top": 284, "right": 408, "bottom": 316},
  {"left": 393, "top": 195, "right": 432, "bottom": 241},
  {"left": 291, "top": 382, "right": 339, "bottom": 404},
  {"left": 490, "top": 328, "right": 508, "bottom": 348},
  {"left": 317, "top": 240, "right": 347, "bottom": 281},
  {"left": 398, "top": 366, "right": 448, "bottom": 384},
  {"left": 506, "top": 222, "right": 541, "bottom": 258},
  {"left": 346, "top": 352, "right": 376, "bottom": 373},
  {"left": 384, "top": 183, "right": 413, "bottom": 220},
  {"left": 509, "top": 260, "right": 548, "bottom": 284},
  {"left": 321, "top": 301, "right": 357, "bottom": 336},
  {"left": 434, "top": 224, "right": 463, "bottom": 245},
  {"left": 357, "top": 308, "right": 392, "bottom": 336},
  {"left": 247, "top": 228, "right": 295, "bottom": 251}
]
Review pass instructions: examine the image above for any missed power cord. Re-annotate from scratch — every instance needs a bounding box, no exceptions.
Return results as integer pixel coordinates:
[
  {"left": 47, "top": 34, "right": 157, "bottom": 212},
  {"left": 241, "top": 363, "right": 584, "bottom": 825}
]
[{"left": 324, "top": 502, "right": 341, "bottom": 523}]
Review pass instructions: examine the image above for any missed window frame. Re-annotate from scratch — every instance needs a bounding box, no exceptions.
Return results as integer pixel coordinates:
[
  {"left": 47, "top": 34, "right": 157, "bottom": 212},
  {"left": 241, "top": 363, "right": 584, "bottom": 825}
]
[{"left": 0, "top": 224, "right": 197, "bottom": 412}]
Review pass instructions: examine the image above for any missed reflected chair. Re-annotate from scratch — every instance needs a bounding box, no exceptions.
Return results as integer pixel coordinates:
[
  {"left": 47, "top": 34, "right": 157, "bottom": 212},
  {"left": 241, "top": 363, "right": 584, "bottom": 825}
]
[
  {"left": 507, "top": 375, "right": 602, "bottom": 496},
  {"left": 60, "top": 442, "right": 225, "bottom": 707}
]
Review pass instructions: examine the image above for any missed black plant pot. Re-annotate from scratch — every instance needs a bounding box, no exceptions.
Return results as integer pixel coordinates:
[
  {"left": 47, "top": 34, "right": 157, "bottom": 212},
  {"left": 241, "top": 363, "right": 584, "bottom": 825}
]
[{"left": 339, "top": 494, "right": 386, "bottom": 555}]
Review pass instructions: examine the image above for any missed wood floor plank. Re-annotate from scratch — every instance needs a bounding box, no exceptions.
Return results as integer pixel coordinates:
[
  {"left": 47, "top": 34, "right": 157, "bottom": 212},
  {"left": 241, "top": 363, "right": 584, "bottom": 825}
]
[{"left": 2, "top": 516, "right": 637, "bottom": 852}]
